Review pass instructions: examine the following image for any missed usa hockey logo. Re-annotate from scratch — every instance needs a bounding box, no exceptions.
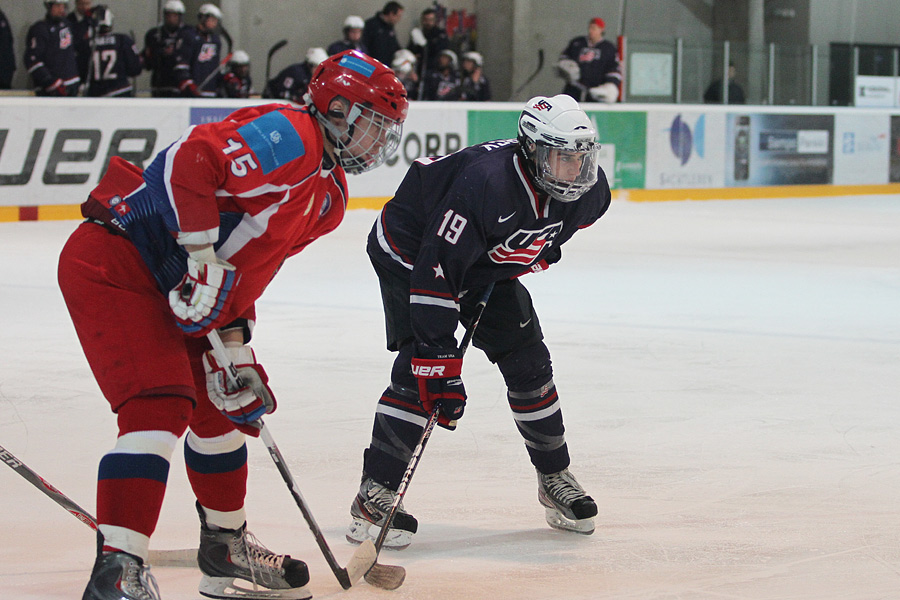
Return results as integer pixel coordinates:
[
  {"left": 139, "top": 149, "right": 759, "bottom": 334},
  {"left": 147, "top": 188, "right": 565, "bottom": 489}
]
[
  {"left": 199, "top": 43, "right": 217, "bottom": 62},
  {"left": 532, "top": 99, "right": 553, "bottom": 111},
  {"left": 488, "top": 222, "right": 563, "bottom": 265}
]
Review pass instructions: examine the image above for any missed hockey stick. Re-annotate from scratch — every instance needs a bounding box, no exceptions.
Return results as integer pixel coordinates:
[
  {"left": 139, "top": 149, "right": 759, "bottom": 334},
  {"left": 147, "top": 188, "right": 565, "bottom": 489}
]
[
  {"left": 206, "top": 331, "right": 397, "bottom": 590},
  {"left": 265, "top": 39, "right": 288, "bottom": 89},
  {"left": 363, "top": 282, "right": 495, "bottom": 590},
  {"left": 0, "top": 443, "right": 196, "bottom": 567},
  {"left": 510, "top": 49, "right": 545, "bottom": 99}
]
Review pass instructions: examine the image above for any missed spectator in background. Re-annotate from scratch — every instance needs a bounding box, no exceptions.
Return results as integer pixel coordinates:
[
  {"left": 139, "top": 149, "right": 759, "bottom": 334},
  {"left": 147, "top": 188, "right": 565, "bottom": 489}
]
[
  {"left": 67, "top": 0, "right": 93, "bottom": 84},
  {"left": 174, "top": 3, "right": 224, "bottom": 97},
  {"left": 327, "top": 15, "right": 367, "bottom": 56},
  {"left": 219, "top": 49, "right": 252, "bottom": 98},
  {"left": 459, "top": 51, "right": 491, "bottom": 101},
  {"left": 407, "top": 7, "right": 449, "bottom": 86},
  {"left": 25, "top": 1, "right": 80, "bottom": 96},
  {"left": 263, "top": 47, "right": 327, "bottom": 104},
  {"left": 390, "top": 48, "right": 418, "bottom": 97},
  {"left": 703, "top": 62, "right": 746, "bottom": 104},
  {"left": 557, "top": 17, "right": 621, "bottom": 103},
  {"left": 0, "top": 7, "right": 15, "bottom": 89},
  {"left": 84, "top": 5, "right": 142, "bottom": 97},
  {"left": 422, "top": 48, "right": 460, "bottom": 101},
  {"left": 143, "top": 0, "right": 192, "bottom": 97},
  {"left": 362, "top": 1, "right": 403, "bottom": 66}
]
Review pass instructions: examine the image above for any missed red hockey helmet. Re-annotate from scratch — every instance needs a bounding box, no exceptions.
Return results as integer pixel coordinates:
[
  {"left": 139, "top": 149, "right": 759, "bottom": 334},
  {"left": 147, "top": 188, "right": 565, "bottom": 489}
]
[{"left": 306, "top": 50, "right": 408, "bottom": 174}]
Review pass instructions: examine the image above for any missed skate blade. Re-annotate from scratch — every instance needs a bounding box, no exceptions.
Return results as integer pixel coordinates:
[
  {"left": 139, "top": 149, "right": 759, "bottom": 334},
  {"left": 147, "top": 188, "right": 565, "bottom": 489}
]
[
  {"left": 544, "top": 508, "right": 595, "bottom": 535},
  {"left": 346, "top": 518, "right": 412, "bottom": 550},
  {"left": 199, "top": 575, "right": 312, "bottom": 600}
]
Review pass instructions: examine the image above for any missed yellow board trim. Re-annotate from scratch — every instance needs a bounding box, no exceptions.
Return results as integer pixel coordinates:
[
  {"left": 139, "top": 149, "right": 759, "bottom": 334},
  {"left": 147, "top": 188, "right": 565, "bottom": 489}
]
[{"left": 3, "top": 184, "right": 899, "bottom": 222}]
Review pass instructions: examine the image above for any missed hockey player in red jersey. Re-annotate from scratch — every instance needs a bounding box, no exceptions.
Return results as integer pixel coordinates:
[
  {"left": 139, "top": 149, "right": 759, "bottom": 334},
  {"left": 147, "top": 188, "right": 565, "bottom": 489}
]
[
  {"left": 347, "top": 94, "right": 605, "bottom": 550},
  {"left": 58, "top": 49, "right": 407, "bottom": 600}
]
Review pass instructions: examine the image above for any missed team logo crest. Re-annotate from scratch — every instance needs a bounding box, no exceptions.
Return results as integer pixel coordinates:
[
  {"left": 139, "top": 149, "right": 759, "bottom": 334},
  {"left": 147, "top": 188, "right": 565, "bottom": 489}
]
[
  {"left": 198, "top": 43, "right": 217, "bottom": 62},
  {"left": 488, "top": 222, "right": 562, "bottom": 265},
  {"left": 532, "top": 99, "right": 553, "bottom": 111}
]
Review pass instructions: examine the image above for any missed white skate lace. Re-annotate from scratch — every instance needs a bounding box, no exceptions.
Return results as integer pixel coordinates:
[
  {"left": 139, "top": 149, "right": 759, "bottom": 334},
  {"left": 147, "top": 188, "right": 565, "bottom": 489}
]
[
  {"left": 542, "top": 470, "right": 587, "bottom": 506},
  {"left": 367, "top": 480, "right": 405, "bottom": 514},
  {"left": 122, "top": 558, "right": 161, "bottom": 600},
  {"left": 240, "top": 530, "right": 286, "bottom": 587}
]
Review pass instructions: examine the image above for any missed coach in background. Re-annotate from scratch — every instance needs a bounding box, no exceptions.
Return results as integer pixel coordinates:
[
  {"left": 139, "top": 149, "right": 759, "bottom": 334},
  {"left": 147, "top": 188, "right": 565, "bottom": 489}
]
[
  {"left": 362, "top": 1, "right": 404, "bottom": 67},
  {"left": 67, "top": 0, "right": 93, "bottom": 83},
  {"left": 25, "top": 0, "right": 80, "bottom": 96},
  {"left": 0, "top": 6, "right": 14, "bottom": 89},
  {"left": 557, "top": 16, "right": 621, "bottom": 103}
]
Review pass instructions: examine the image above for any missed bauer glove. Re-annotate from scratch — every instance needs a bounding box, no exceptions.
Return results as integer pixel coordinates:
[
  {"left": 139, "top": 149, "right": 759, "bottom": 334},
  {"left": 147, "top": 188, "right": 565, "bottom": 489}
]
[
  {"left": 411, "top": 344, "right": 466, "bottom": 430},
  {"left": 169, "top": 253, "right": 239, "bottom": 335},
  {"left": 202, "top": 344, "right": 277, "bottom": 433}
]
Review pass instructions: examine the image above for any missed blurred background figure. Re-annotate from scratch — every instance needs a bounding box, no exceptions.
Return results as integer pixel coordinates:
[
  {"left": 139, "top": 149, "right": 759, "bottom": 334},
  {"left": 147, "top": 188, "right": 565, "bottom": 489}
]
[
  {"left": 67, "top": 0, "right": 93, "bottom": 84},
  {"left": 327, "top": 14, "right": 366, "bottom": 56},
  {"left": 459, "top": 50, "right": 490, "bottom": 101},
  {"left": 0, "top": 6, "right": 15, "bottom": 89},
  {"left": 263, "top": 46, "right": 327, "bottom": 104},
  {"left": 557, "top": 17, "right": 621, "bottom": 103},
  {"left": 362, "top": 1, "right": 403, "bottom": 66},
  {"left": 407, "top": 6, "right": 448, "bottom": 88},
  {"left": 25, "top": 1, "right": 80, "bottom": 96},
  {"left": 703, "top": 62, "right": 746, "bottom": 104},
  {"left": 174, "top": 2, "right": 224, "bottom": 97},
  {"left": 422, "top": 48, "right": 460, "bottom": 101},
  {"left": 142, "top": 0, "right": 191, "bottom": 97},
  {"left": 218, "top": 49, "right": 252, "bottom": 98},
  {"left": 84, "top": 5, "right": 142, "bottom": 97},
  {"left": 391, "top": 48, "right": 418, "bottom": 97}
]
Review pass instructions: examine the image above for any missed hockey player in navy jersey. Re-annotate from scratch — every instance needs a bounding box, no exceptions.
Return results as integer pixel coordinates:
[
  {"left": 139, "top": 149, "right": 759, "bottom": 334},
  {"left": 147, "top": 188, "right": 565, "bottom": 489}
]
[
  {"left": 25, "top": 0, "right": 80, "bottom": 96},
  {"left": 142, "top": 0, "right": 192, "bottom": 97},
  {"left": 347, "top": 94, "right": 607, "bottom": 550},
  {"left": 84, "top": 6, "right": 142, "bottom": 97},
  {"left": 59, "top": 50, "right": 407, "bottom": 599},
  {"left": 174, "top": 3, "right": 224, "bottom": 97}
]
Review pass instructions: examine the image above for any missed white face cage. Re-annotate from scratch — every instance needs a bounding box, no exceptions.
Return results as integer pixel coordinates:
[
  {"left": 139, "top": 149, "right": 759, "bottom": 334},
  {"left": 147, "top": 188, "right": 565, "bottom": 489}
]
[
  {"left": 332, "top": 103, "right": 403, "bottom": 175},
  {"left": 531, "top": 142, "right": 600, "bottom": 201}
]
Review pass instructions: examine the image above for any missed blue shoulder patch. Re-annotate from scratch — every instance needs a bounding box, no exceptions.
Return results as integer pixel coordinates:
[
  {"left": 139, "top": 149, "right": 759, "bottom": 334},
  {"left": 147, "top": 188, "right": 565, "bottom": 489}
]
[{"left": 237, "top": 110, "right": 305, "bottom": 175}]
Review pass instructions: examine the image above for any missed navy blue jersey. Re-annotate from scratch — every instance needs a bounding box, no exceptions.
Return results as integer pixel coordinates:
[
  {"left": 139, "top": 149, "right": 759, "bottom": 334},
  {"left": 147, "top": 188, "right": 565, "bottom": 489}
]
[
  {"left": 368, "top": 139, "right": 611, "bottom": 347},
  {"left": 86, "top": 33, "right": 142, "bottom": 97},
  {"left": 326, "top": 39, "right": 366, "bottom": 57},
  {"left": 67, "top": 11, "right": 92, "bottom": 81},
  {"left": 559, "top": 36, "right": 621, "bottom": 99},
  {"left": 263, "top": 62, "right": 312, "bottom": 104},
  {"left": 173, "top": 27, "right": 222, "bottom": 96},
  {"left": 25, "top": 17, "right": 80, "bottom": 94},
  {"left": 143, "top": 24, "right": 192, "bottom": 96}
]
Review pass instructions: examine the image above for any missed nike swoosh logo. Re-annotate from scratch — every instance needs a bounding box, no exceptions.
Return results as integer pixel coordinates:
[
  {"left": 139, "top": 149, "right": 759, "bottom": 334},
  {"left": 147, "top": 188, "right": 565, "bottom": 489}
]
[
  {"left": 498, "top": 212, "right": 516, "bottom": 223},
  {"left": 519, "top": 318, "right": 532, "bottom": 328}
]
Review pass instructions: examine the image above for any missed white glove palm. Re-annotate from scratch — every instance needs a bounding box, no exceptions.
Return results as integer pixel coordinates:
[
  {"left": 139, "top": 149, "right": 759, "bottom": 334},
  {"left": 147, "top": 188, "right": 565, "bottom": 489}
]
[{"left": 589, "top": 82, "right": 619, "bottom": 103}]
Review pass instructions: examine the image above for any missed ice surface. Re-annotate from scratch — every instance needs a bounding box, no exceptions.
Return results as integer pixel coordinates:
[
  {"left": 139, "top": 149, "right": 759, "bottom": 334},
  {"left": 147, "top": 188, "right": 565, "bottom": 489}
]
[{"left": 1, "top": 195, "right": 899, "bottom": 599}]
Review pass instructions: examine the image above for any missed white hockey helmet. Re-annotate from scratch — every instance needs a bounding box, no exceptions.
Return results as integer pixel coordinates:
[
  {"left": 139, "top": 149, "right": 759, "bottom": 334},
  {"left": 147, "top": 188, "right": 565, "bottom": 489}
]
[
  {"left": 305, "top": 47, "right": 329, "bottom": 68},
  {"left": 162, "top": 0, "right": 185, "bottom": 14},
  {"left": 229, "top": 50, "right": 250, "bottom": 66},
  {"left": 198, "top": 3, "right": 222, "bottom": 20},
  {"left": 517, "top": 94, "right": 601, "bottom": 202},
  {"left": 93, "top": 5, "right": 114, "bottom": 31},
  {"left": 391, "top": 49, "right": 417, "bottom": 76},
  {"left": 343, "top": 15, "right": 365, "bottom": 30},
  {"left": 43, "top": 0, "right": 68, "bottom": 7},
  {"left": 462, "top": 51, "right": 483, "bottom": 68},
  {"left": 438, "top": 49, "right": 458, "bottom": 70}
]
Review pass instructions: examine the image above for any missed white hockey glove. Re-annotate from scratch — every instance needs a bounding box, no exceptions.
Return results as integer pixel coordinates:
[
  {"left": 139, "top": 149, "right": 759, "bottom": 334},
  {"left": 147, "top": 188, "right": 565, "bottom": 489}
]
[
  {"left": 410, "top": 27, "right": 427, "bottom": 48},
  {"left": 556, "top": 59, "right": 580, "bottom": 83},
  {"left": 169, "top": 250, "right": 239, "bottom": 335},
  {"left": 202, "top": 344, "right": 277, "bottom": 429},
  {"left": 589, "top": 82, "right": 619, "bottom": 103}
]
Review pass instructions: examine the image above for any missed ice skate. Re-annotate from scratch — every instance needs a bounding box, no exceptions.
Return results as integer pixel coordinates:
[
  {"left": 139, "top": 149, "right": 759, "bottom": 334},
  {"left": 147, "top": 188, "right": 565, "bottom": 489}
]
[
  {"left": 537, "top": 468, "right": 597, "bottom": 535},
  {"left": 197, "top": 505, "right": 311, "bottom": 600},
  {"left": 346, "top": 475, "right": 418, "bottom": 550},
  {"left": 82, "top": 551, "right": 161, "bottom": 600}
]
